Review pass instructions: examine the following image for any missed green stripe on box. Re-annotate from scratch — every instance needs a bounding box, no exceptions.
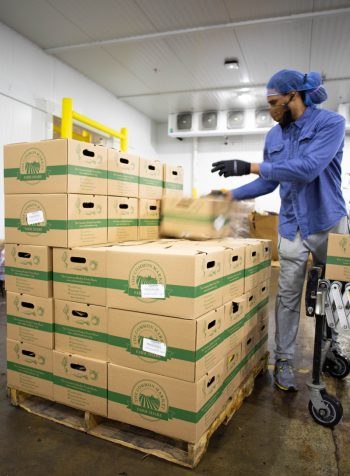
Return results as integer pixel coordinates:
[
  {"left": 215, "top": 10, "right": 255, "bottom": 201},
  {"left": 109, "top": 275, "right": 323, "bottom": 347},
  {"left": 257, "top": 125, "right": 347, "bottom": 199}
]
[
  {"left": 5, "top": 219, "right": 67, "bottom": 230},
  {"left": 7, "top": 361, "right": 53, "bottom": 382},
  {"left": 67, "top": 165, "right": 107, "bottom": 179},
  {"left": 55, "top": 324, "right": 107, "bottom": 343},
  {"left": 108, "top": 219, "right": 138, "bottom": 227},
  {"left": 261, "top": 259, "right": 272, "bottom": 270},
  {"left": 138, "top": 219, "right": 160, "bottom": 227},
  {"left": 163, "top": 182, "right": 183, "bottom": 190},
  {"left": 7, "top": 315, "right": 53, "bottom": 332},
  {"left": 108, "top": 335, "right": 268, "bottom": 423},
  {"left": 223, "top": 269, "right": 244, "bottom": 285},
  {"left": 161, "top": 213, "right": 213, "bottom": 224},
  {"left": 5, "top": 266, "right": 52, "bottom": 281},
  {"left": 108, "top": 314, "right": 248, "bottom": 363},
  {"left": 245, "top": 263, "right": 261, "bottom": 277},
  {"left": 4, "top": 165, "right": 68, "bottom": 178},
  {"left": 53, "top": 272, "right": 106, "bottom": 288},
  {"left": 67, "top": 219, "right": 107, "bottom": 230},
  {"left": 327, "top": 256, "right": 350, "bottom": 267},
  {"left": 139, "top": 176, "right": 163, "bottom": 188},
  {"left": 106, "top": 276, "right": 224, "bottom": 297},
  {"left": 53, "top": 375, "right": 107, "bottom": 399},
  {"left": 108, "top": 171, "right": 138, "bottom": 183}
]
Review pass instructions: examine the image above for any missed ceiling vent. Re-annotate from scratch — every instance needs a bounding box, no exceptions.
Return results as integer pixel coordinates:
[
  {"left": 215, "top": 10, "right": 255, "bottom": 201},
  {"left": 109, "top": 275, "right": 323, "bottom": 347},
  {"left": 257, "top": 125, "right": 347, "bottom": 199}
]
[
  {"left": 177, "top": 112, "right": 192, "bottom": 131},
  {"left": 255, "top": 108, "right": 273, "bottom": 127},
  {"left": 227, "top": 110, "right": 244, "bottom": 129},
  {"left": 201, "top": 111, "right": 218, "bottom": 130}
]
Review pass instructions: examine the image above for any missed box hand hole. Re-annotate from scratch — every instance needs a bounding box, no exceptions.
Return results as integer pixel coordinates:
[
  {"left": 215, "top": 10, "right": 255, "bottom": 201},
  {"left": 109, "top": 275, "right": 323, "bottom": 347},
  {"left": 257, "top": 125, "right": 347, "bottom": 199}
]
[
  {"left": 72, "top": 310, "right": 88, "bottom": 318},
  {"left": 21, "top": 301, "right": 34, "bottom": 309},
  {"left": 208, "top": 319, "right": 216, "bottom": 330},
  {"left": 120, "top": 158, "right": 129, "bottom": 164},
  {"left": 70, "top": 363, "right": 86, "bottom": 372},
  {"left": 119, "top": 204, "right": 129, "bottom": 209},
  {"left": 207, "top": 261, "right": 215, "bottom": 269},
  {"left": 18, "top": 252, "right": 31, "bottom": 258},
  {"left": 83, "top": 149, "right": 95, "bottom": 157},
  {"left": 22, "top": 350, "right": 35, "bottom": 357},
  {"left": 70, "top": 257, "right": 86, "bottom": 263},
  {"left": 82, "top": 202, "right": 94, "bottom": 208}
]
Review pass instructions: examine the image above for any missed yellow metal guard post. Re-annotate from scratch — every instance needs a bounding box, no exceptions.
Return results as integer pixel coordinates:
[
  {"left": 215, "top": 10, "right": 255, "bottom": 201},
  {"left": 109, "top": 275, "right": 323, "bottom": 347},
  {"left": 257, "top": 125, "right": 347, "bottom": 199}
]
[{"left": 61, "top": 98, "right": 128, "bottom": 151}]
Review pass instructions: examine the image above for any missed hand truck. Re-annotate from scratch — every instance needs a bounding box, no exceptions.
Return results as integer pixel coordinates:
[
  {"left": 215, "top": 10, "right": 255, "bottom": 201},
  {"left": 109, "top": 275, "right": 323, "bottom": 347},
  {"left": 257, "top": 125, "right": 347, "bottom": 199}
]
[{"left": 305, "top": 265, "right": 350, "bottom": 427}]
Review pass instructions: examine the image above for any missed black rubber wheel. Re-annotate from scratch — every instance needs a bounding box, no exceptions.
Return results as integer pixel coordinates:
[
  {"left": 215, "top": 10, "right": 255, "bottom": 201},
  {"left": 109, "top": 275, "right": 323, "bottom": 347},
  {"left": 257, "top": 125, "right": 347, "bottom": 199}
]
[
  {"left": 323, "top": 352, "right": 350, "bottom": 379},
  {"left": 308, "top": 393, "right": 343, "bottom": 428}
]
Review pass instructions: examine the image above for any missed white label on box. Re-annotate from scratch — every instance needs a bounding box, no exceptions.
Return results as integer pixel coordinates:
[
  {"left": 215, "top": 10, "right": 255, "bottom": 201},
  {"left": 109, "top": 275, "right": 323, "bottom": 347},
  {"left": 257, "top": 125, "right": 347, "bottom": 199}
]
[
  {"left": 142, "top": 338, "right": 167, "bottom": 357},
  {"left": 27, "top": 210, "right": 45, "bottom": 225},
  {"left": 214, "top": 215, "right": 225, "bottom": 231},
  {"left": 141, "top": 284, "right": 165, "bottom": 299}
]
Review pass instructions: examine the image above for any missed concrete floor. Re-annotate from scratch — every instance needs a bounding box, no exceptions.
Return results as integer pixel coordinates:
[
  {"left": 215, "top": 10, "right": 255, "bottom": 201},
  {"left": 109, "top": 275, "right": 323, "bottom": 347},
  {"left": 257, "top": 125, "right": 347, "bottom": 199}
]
[{"left": 0, "top": 268, "right": 349, "bottom": 476}]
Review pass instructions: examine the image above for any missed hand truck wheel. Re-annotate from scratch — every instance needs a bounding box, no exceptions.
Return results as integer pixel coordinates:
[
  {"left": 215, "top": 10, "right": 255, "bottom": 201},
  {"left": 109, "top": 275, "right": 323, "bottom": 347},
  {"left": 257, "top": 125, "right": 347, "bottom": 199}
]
[
  {"left": 323, "top": 351, "right": 350, "bottom": 379},
  {"left": 308, "top": 392, "right": 343, "bottom": 427}
]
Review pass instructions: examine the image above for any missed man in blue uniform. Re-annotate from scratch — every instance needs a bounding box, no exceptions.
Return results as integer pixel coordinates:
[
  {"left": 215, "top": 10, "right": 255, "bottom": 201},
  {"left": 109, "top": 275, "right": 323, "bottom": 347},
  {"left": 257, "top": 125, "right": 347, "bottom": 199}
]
[{"left": 212, "top": 69, "right": 349, "bottom": 391}]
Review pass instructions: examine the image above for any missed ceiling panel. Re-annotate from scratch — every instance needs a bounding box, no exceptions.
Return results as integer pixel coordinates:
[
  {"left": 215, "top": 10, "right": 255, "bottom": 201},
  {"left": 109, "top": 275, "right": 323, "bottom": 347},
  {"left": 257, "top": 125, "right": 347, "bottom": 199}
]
[
  {"left": 163, "top": 29, "right": 251, "bottom": 89},
  {"left": 235, "top": 19, "right": 312, "bottom": 84},
  {"left": 46, "top": 0, "right": 157, "bottom": 42},
  {"left": 0, "top": 0, "right": 91, "bottom": 48},
  {"left": 310, "top": 14, "right": 350, "bottom": 78},
  {"left": 124, "top": 88, "right": 268, "bottom": 123},
  {"left": 134, "top": 0, "right": 229, "bottom": 30},
  {"left": 224, "top": 0, "right": 313, "bottom": 21},
  {"left": 104, "top": 39, "right": 198, "bottom": 93},
  {"left": 55, "top": 47, "right": 152, "bottom": 97}
]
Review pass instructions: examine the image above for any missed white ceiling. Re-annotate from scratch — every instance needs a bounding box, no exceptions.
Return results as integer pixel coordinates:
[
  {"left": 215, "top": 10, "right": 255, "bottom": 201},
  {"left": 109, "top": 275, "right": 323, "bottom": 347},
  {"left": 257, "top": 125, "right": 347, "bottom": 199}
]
[{"left": 1, "top": 0, "right": 350, "bottom": 122}]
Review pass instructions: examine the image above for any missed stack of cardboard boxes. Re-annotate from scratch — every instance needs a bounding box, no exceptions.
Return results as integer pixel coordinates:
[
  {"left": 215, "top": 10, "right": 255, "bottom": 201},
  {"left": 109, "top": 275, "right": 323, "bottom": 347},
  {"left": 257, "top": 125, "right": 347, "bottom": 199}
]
[{"left": 4, "top": 138, "right": 271, "bottom": 446}]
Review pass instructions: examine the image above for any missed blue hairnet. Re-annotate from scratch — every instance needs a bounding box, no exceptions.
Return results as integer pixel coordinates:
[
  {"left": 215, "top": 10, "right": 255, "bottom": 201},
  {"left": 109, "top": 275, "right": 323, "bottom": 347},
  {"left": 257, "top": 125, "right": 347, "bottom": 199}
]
[{"left": 266, "top": 69, "right": 327, "bottom": 106}]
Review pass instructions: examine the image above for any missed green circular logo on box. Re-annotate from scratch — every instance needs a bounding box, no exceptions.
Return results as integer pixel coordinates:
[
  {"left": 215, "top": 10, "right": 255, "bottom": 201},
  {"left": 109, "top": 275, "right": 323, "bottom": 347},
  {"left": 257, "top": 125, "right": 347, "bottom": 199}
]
[
  {"left": 130, "top": 379, "right": 168, "bottom": 421},
  {"left": 19, "top": 148, "right": 47, "bottom": 184},
  {"left": 130, "top": 321, "right": 167, "bottom": 362},
  {"left": 19, "top": 200, "right": 48, "bottom": 236},
  {"left": 128, "top": 260, "right": 166, "bottom": 302}
]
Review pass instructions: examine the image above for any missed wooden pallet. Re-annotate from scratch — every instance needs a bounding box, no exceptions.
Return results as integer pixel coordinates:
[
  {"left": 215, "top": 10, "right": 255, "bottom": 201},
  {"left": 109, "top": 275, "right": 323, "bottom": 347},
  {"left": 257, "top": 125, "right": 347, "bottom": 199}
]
[{"left": 8, "top": 352, "right": 269, "bottom": 468}]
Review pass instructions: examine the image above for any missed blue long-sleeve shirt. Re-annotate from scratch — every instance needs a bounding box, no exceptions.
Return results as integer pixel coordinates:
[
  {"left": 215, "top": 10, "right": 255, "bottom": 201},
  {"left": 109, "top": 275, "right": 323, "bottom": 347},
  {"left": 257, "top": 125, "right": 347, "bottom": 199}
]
[{"left": 232, "top": 106, "right": 347, "bottom": 240}]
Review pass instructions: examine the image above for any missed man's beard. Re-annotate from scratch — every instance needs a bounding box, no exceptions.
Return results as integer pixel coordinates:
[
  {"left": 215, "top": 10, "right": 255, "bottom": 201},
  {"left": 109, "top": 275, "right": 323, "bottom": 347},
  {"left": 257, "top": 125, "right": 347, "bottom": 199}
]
[{"left": 279, "top": 108, "right": 294, "bottom": 128}]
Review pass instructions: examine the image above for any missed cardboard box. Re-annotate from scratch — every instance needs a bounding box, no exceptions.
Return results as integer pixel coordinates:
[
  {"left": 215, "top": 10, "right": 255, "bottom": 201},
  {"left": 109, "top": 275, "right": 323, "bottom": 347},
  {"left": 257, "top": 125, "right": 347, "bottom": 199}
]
[
  {"left": 107, "top": 150, "right": 139, "bottom": 198},
  {"left": 138, "top": 199, "right": 160, "bottom": 240},
  {"left": 5, "top": 194, "right": 107, "bottom": 247},
  {"left": 106, "top": 241, "right": 224, "bottom": 318},
  {"left": 4, "top": 139, "right": 107, "bottom": 195},
  {"left": 7, "top": 292, "right": 54, "bottom": 349},
  {"left": 108, "top": 306, "right": 227, "bottom": 382},
  {"left": 224, "top": 295, "right": 247, "bottom": 349},
  {"left": 200, "top": 240, "right": 245, "bottom": 302},
  {"left": 7, "top": 339, "right": 53, "bottom": 399},
  {"left": 108, "top": 196, "right": 138, "bottom": 243},
  {"left": 108, "top": 359, "right": 226, "bottom": 443},
  {"left": 55, "top": 299, "right": 107, "bottom": 360},
  {"left": 249, "top": 212, "right": 278, "bottom": 261},
  {"left": 259, "top": 239, "right": 273, "bottom": 282},
  {"left": 5, "top": 244, "right": 52, "bottom": 297},
  {"left": 53, "top": 247, "right": 107, "bottom": 306},
  {"left": 139, "top": 158, "right": 163, "bottom": 199},
  {"left": 228, "top": 238, "right": 262, "bottom": 292},
  {"left": 223, "top": 341, "right": 242, "bottom": 398},
  {"left": 53, "top": 351, "right": 107, "bottom": 416},
  {"left": 163, "top": 164, "right": 184, "bottom": 197},
  {"left": 241, "top": 330, "right": 256, "bottom": 378},
  {"left": 160, "top": 197, "right": 233, "bottom": 240},
  {"left": 326, "top": 233, "right": 350, "bottom": 282}
]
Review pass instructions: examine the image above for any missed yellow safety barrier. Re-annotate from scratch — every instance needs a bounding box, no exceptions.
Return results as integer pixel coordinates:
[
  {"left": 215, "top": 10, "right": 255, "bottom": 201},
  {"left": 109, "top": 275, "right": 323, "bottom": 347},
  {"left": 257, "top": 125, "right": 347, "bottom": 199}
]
[
  {"left": 61, "top": 98, "right": 128, "bottom": 151},
  {"left": 53, "top": 124, "right": 92, "bottom": 143}
]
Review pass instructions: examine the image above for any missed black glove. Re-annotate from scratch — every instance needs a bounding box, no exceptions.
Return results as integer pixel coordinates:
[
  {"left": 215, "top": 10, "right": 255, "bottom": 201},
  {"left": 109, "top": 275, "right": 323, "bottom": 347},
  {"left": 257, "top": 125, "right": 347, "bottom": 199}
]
[{"left": 211, "top": 160, "right": 251, "bottom": 177}]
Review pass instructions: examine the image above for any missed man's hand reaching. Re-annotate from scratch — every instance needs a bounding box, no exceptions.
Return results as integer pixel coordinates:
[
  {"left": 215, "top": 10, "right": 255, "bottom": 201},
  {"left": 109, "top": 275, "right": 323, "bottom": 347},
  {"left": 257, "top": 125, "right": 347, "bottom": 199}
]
[{"left": 211, "top": 160, "right": 251, "bottom": 177}]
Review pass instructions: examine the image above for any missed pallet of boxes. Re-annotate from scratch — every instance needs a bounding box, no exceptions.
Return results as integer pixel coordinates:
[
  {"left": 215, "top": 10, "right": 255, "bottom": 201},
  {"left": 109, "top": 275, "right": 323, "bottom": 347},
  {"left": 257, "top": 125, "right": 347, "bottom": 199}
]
[{"left": 4, "top": 139, "right": 271, "bottom": 468}]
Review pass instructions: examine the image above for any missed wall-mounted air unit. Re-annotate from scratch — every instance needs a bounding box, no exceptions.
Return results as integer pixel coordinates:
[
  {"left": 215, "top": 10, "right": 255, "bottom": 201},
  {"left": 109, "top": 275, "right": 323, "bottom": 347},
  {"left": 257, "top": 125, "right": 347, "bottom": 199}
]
[
  {"left": 177, "top": 112, "right": 192, "bottom": 131},
  {"left": 168, "top": 108, "right": 275, "bottom": 138},
  {"left": 201, "top": 111, "right": 218, "bottom": 130},
  {"left": 227, "top": 110, "right": 245, "bottom": 129},
  {"left": 255, "top": 108, "right": 273, "bottom": 128}
]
